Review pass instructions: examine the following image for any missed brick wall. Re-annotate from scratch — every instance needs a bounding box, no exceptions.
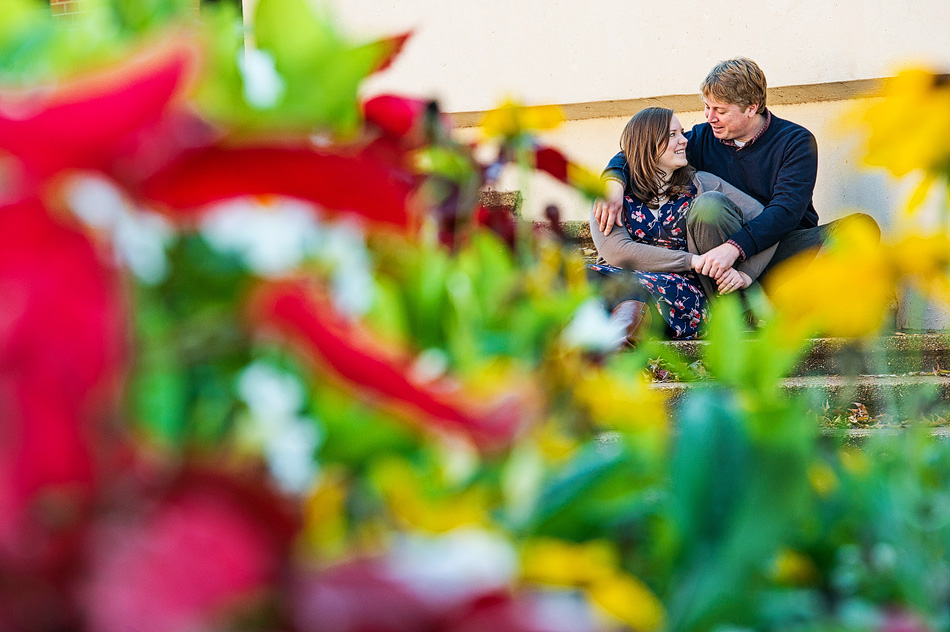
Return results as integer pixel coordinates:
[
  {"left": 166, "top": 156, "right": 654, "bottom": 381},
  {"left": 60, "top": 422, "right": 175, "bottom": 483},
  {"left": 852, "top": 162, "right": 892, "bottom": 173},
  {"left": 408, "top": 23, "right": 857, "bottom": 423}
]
[
  {"left": 49, "top": 0, "right": 205, "bottom": 18},
  {"left": 50, "top": 0, "right": 85, "bottom": 18}
]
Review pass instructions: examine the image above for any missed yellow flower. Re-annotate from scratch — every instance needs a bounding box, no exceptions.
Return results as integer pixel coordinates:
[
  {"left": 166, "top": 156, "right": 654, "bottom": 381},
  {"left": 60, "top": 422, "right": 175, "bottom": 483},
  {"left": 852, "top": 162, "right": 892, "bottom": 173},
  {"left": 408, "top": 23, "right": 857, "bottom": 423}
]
[
  {"left": 574, "top": 368, "right": 668, "bottom": 435},
  {"left": 588, "top": 573, "right": 666, "bottom": 632},
  {"left": 807, "top": 462, "right": 839, "bottom": 497},
  {"left": 479, "top": 99, "right": 564, "bottom": 139},
  {"left": 301, "top": 469, "right": 349, "bottom": 557},
  {"left": 890, "top": 233, "right": 950, "bottom": 286},
  {"left": 567, "top": 161, "right": 608, "bottom": 199},
  {"left": 767, "top": 214, "right": 893, "bottom": 339},
  {"left": 521, "top": 538, "right": 617, "bottom": 586},
  {"left": 533, "top": 423, "right": 580, "bottom": 463},
  {"left": 839, "top": 448, "right": 871, "bottom": 477},
  {"left": 373, "top": 459, "right": 489, "bottom": 533},
  {"left": 522, "top": 538, "right": 666, "bottom": 631},
  {"left": 770, "top": 548, "right": 819, "bottom": 586},
  {"left": 861, "top": 69, "right": 950, "bottom": 177}
]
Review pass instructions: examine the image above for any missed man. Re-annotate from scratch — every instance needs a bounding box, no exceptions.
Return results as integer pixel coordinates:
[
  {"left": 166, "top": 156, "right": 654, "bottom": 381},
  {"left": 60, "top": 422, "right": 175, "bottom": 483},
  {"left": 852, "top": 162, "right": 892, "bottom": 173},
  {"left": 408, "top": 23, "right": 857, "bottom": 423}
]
[{"left": 594, "top": 58, "right": 854, "bottom": 289}]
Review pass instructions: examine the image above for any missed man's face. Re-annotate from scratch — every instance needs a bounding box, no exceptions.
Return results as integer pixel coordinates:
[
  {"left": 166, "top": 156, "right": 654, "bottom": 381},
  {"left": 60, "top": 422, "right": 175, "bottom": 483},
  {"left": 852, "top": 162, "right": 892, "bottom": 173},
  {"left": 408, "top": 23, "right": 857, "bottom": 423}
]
[{"left": 703, "top": 94, "right": 760, "bottom": 142}]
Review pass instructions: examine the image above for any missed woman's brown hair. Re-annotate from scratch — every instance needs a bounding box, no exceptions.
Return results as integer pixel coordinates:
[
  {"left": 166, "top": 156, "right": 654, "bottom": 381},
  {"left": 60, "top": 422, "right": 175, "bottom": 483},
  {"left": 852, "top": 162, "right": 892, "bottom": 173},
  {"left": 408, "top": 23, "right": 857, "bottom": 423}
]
[{"left": 620, "top": 107, "right": 694, "bottom": 208}]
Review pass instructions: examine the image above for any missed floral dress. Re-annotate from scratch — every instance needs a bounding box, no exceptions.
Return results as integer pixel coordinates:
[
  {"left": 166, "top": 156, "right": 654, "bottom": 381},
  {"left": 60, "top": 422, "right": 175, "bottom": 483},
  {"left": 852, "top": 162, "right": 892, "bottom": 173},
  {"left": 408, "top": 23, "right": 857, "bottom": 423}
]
[{"left": 589, "top": 185, "right": 708, "bottom": 339}]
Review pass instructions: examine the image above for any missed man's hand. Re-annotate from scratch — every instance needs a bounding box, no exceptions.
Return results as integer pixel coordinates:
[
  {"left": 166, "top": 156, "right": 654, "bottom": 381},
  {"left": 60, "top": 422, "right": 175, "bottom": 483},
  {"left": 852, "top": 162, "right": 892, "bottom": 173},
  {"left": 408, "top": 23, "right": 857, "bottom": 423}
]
[
  {"left": 592, "top": 180, "right": 625, "bottom": 235},
  {"left": 694, "top": 242, "right": 741, "bottom": 280},
  {"left": 717, "top": 269, "right": 752, "bottom": 295}
]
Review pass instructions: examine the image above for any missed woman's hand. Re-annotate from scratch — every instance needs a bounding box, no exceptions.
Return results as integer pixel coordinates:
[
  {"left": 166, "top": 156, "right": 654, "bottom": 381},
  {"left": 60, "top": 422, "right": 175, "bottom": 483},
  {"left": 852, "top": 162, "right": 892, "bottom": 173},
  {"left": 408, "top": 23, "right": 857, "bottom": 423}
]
[
  {"left": 592, "top": 180, "right": 625, "bottom": 235},
  {"left": 717, "top": 268, "right": 752, "bottom": 295}
]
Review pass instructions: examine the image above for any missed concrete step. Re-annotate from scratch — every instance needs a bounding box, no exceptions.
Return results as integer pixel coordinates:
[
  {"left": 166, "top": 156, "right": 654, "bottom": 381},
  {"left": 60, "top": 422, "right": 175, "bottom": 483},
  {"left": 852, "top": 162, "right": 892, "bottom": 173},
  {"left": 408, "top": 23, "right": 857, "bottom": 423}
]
[
  {"left": 653, "top": 375, "right": 950, "bottom": 429},
  {"left": 656, "top": 334, "right": 950, "bottom": 378}
]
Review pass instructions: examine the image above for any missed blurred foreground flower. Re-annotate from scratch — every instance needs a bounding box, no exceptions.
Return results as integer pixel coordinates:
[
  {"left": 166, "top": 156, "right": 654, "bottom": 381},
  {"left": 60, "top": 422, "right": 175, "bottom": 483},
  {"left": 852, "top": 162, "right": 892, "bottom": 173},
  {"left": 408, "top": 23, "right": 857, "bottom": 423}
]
[
  {"left": 251, "top": 281, "right": 532, "bottom": 449},
  {"left": 0, "top": 38, "right": 197, "bottom": 187},
  {"left": 862, "top": 69, "right": 950, "bottom": 178},
  {"left": 85, "top": 471, "right": 297, "bottom": 632},
  {"left": 135, "top": 144, "right": 418, "bottom": 231},
  {"left": 0, "top": 198, "right": 125, "bottom": 560},
  {"left": 521, "top": 538, "right": 665, "bottom": 632},
  {"left": 767, "top": 214, "right": 890, "bottom": 338},
  {"left": 479, "top": 99, "right": 564, "bottom": 140}
]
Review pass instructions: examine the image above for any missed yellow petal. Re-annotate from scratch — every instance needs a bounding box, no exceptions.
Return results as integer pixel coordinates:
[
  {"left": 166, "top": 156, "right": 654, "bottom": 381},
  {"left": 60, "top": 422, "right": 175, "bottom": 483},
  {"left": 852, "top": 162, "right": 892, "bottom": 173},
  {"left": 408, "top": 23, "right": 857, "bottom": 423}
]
[
  {"left": 521, "top": 538, "right": 617, "bottom": 586},
  {"left": 588, "top": 572, "right": 666, "bottom": 632}
]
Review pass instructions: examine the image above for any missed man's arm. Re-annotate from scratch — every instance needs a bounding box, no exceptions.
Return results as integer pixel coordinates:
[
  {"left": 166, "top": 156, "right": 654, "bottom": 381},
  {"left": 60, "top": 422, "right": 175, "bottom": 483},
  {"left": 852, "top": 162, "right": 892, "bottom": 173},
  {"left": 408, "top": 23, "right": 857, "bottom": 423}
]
[
  {"left": 726, "top": 133, "right": 819, "bottom": 257},
  {"left": 593, "top": 152, "right": 629, "bottom": 235}
]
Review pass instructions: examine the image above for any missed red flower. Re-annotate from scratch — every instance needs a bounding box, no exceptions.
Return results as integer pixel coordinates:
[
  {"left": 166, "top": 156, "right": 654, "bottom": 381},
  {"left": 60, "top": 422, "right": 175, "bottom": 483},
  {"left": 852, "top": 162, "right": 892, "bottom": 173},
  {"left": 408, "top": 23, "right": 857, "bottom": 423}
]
[
  {"left": 84, "top": 470, "right": 297, "bottom": 632},
  {"left": 250, "top": 281, "right": 525, "bottom": 449},
  {"left": 134, "top": 144, "right": 417, "bottom": 230},
  {"left": 0, "top": 40, "right": 197, "bottom": 187}
]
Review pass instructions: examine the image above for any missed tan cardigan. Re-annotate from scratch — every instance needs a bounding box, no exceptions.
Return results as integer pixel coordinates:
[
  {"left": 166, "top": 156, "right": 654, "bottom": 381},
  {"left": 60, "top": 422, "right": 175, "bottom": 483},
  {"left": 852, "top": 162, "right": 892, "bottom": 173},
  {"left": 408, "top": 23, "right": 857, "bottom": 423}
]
[{"left": 589, "top": 171, "right": 777, "bottom": 281}]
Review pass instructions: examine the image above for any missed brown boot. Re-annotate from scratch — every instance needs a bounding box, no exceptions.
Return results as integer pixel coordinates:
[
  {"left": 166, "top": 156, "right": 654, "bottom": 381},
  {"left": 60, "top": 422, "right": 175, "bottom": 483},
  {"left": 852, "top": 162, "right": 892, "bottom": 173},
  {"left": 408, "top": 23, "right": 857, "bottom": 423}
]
[{"left": 609, "top": 300, "right": 651, "bottom": 347}]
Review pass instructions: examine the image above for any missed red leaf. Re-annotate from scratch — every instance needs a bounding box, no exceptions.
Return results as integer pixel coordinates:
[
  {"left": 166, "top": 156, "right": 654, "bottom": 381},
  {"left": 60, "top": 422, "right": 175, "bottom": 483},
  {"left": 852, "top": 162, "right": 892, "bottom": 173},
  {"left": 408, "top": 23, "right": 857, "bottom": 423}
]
[
  {"left": 0, "top": 40, "right": 197, "bottom": 184},
  {"left": 250, "top": 281, "right": 525, "bottom": 449},
  {"left": 135, "top": 144, "right": 417, "bottom": 230}
]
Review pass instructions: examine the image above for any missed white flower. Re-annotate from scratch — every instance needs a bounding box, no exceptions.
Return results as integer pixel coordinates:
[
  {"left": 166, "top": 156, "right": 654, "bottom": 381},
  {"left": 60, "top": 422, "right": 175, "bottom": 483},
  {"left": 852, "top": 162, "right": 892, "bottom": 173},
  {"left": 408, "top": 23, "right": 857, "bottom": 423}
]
[
  {"left": 385, "top": 528, "right": 517, "bottom": 607},
  {"left": 238, "top": 48, "right": 285, "bottom": 110},
  {"left": 314, "top": 219, "right": 375, "bottom": 317},
  {"left": 237, "top": 361, "right": 305, "bottom": 419},
  {"left": 236, "top": 362, "right": 322, "bottom": 494},
  {"left": 561, "top": 298, "right": 626, "bottom": 351},
  {"left": 199, "top": 197, "right": 322, "bottom": 276},
  {"left": 66, "top": 175, "right": 174, "bottom": 285},
  {"left": 113, "top": 211, "right": 174, "bottom": 285}
]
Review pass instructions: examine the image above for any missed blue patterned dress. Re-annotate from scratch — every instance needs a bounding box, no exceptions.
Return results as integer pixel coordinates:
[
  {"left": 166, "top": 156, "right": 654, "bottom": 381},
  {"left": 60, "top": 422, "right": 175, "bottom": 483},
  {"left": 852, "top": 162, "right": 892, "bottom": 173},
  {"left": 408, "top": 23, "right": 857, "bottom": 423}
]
[{"left": 589, "top": 185, "right": 708, "bottom": 339}]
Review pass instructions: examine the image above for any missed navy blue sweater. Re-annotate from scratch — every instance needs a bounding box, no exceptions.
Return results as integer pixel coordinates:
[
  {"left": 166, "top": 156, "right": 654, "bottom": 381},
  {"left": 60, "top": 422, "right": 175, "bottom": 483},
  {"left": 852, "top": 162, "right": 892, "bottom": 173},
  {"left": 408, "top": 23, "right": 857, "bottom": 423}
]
[{"left": 603, "top": 113, "right": 819, "bottom": 257}]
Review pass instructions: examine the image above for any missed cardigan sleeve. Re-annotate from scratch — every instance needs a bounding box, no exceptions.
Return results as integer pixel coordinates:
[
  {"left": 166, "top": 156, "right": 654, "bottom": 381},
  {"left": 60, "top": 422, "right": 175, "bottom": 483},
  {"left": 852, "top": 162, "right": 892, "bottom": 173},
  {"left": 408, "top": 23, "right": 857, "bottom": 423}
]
[{"left": 589, "top": 209, "right": 694, "bottom": 273}]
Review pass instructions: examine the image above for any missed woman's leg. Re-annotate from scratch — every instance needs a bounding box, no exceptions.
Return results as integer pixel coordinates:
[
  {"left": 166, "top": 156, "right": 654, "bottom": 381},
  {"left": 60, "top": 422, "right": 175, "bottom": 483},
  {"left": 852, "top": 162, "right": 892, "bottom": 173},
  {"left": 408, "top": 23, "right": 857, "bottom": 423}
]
[
  {"left": 586, "top": 266, "right": 654, "bottom": 346},
  {"left": 686, "top": 191, "right": 777, "bottom": 296}
]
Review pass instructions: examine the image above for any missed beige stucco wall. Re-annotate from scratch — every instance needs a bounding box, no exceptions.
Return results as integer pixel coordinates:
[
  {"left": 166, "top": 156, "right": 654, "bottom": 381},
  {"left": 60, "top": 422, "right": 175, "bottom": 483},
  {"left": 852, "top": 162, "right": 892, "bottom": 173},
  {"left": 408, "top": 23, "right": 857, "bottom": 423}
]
[
  {"left": 252, "top": 0, "right": 950, "bottom": 113},
  {"left": 241, "top": 0, "right": 948, "bottom": 226}
]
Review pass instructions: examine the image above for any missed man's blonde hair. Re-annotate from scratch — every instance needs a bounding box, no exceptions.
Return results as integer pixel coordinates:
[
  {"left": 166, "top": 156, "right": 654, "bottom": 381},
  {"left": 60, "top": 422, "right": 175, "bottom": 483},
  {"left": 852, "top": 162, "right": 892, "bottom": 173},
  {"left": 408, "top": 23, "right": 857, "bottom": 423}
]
[{"left": 700, "top": 58, "right": 767, "bottom": 113}]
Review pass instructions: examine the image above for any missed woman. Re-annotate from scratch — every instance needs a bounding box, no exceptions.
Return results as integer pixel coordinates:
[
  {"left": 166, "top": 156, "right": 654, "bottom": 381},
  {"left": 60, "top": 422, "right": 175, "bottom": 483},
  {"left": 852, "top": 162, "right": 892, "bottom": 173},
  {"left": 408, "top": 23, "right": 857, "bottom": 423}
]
[{"left": 589, "top": 107, "right": 775, "bottom": 340}]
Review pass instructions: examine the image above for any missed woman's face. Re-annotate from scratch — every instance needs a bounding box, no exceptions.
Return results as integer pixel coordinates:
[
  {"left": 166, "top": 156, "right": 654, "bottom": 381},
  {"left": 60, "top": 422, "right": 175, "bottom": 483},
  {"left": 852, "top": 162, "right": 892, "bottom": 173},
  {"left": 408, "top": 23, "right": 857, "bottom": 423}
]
[{"left": 657, "top": 115, "right": 689, "bottom": 176}]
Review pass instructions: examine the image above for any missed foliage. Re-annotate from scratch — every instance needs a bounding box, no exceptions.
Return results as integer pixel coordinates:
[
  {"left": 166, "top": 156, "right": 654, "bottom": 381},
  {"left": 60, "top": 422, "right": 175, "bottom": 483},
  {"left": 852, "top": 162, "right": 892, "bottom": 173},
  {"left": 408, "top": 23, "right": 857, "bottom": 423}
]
[{"left": 4, "top": 2, "right": 950, "bottom": 632}]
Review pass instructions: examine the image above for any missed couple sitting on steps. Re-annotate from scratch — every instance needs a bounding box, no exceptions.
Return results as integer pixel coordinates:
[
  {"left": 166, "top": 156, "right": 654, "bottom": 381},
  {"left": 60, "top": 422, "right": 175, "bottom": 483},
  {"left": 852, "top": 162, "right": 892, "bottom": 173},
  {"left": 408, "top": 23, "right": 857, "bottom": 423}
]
[{"left": 589, "top": 57, "right": 879, "bottom": 342}]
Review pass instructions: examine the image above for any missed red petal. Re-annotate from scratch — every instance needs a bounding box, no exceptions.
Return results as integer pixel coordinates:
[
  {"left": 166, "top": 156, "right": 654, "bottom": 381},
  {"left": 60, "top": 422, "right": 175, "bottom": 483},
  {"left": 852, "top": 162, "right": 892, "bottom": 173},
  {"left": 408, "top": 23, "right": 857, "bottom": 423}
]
[
  {"left": 532, "top": 146, "right": 569, "bottom": 183},
  {"left": 0, "top": 40, "right": 197, "bottom": 183},
  {"left": 250, "top": 281, "right": 523, "bottom": 449},
  {"left": 0, "top": 198, "right": 125, "bottom": 556},
  {"left": 135, "top": 145, "right": 416, "bottom": 230},
  {"left": 364, "top": 94, "right": 428, "bottom": 140}
]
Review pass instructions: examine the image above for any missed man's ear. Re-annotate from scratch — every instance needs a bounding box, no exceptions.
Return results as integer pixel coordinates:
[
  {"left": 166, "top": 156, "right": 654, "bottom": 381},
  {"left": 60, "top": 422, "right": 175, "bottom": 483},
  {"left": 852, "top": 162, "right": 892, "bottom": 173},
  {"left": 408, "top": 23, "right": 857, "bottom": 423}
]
[{"left": 745, "top": 103, "right": 760, "bottom": 117}]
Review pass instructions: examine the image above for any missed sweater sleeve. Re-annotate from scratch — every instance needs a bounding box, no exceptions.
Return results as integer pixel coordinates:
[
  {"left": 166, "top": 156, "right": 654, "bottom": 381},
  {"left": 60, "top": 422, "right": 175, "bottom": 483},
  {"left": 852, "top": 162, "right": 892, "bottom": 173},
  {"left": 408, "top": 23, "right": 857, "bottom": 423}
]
[
  {"left": 726, "top": 132, "right": 818, "bottom": 255},
  {"left": 602, "top": 151, "right": 629, "bottom": 186},
  {"left": 590, "top": 210, "right": 694, "bottom": 273}
]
